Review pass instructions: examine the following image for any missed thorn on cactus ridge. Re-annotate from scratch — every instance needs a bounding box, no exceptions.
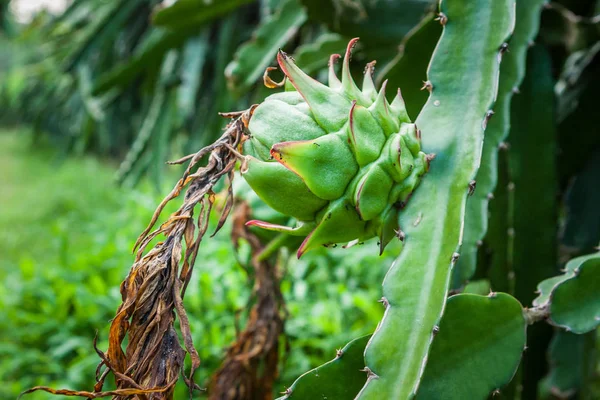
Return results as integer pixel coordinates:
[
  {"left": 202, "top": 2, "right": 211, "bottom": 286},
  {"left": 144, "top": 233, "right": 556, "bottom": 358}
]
[
  {"left": 512, "top": 86, "right": 521, "bottom": 94},
  {"left": 468, "top": 180, "right": 477, "bottom": 196},
  {"left": 336, "top": 348, "right": 344, "bottom": 358},
  {"left": 360, "top": 367, "right": 379, "bottom": 380},
  {"left": 425, "top": 153, "right": 436, "bottom": 169},
  {"left": 394, "top": 229, "right": 406, "bottom": 241},
  {"left": 432, "top": 325, "right": 440, "bottom": 335},
  {"left": 482, "top": 110, "right": 495, "bottom": 130},
  {"left": 492, "top": 389, "right": 501, "bottom": 396},
  {"left": 499, "top": 42, "right": 509, "bottom": 54},
  {"left": 488, "top": 291, "right": 498, "bottom": 298},
  {"left": 281, "top": 387, "right": 292, "bottom": 396},
  {"left": 476, "top": 240, "right": 483, "bottom": 247},
  {"left": 451, "top": 252, "right": 460, "bottom": 263},
  {"left": 498, "top": 142, "right": 510, "bottom": 151},
  {"left": 486, "top": 193, "right": 494, "bottom": 200},
  {"left": 435, "top": 12, "right": 448, "bottom": 25},
  {"left": 421, "top": 80, "right": 433, "bottom": 92},
  {"left": 378, "top": 297, "right": 390, "bottom": 308}
]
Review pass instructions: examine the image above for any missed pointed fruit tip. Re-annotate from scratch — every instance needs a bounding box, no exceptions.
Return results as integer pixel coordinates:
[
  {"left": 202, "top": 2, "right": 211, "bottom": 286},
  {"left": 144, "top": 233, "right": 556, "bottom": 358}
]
[
  {"left": 396, "top": 88, "right": 404, "bottom": 101},
  {"left": 364, "top": 60, "right": 376, "bottom": 74},
  {"left": 296, "top": 230, "right": 315, "bottom": 258},
  {"left": 329, "top": 53, "right": 341, "bottom": 67},
  {"left": 346, "top": 38, "right": 360, "bottom": 57}
]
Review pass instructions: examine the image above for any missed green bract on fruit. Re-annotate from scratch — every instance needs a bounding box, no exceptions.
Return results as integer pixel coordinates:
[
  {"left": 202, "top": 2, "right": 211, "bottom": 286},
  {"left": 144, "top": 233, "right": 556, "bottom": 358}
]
[{"left": 241, "top": 38, "right": 432, "bottom": 258}]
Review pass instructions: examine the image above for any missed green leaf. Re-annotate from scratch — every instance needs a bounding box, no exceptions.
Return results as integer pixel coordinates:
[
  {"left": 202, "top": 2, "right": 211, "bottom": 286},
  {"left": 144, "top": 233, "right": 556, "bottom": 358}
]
[
  {"left": 293, "top": 33, "right": 348, "bottom": 76},
  {"left": 453, "top": 0, "right": 548, "bottom": 288},
  {"left": 357, "top": 1, "right": 515, "bottom": 398},
  {"left": 557, "top": 45, "right": 600, "bottom": 186},
  {"left": 276, "top": 335, "right": 370, "bottom": 400},
  {"left": 116, "top": 51, "right": 179, "bottom": 182},
  {"left": 92, "top": 28, "right": 192, "bottom": 95},
  {"left": 539, "top": 330, "right": 597, "bottom": 399},
  {"left": 64, "top": 0, "right": 143, "bottom": 71},
  {"left": 562, "top": 150, "right": 600, "bottom": 254},
  {"left": 178, "top": 29, "right": 210, "bottom": 121},
  {"left": 379, "top": 14, "right": 441, "bottom": 120},
  {"left": 417, "top": 293, "right": 526, "bottom": 400},
  {"left": 225, "top": 0, "right": 307, "bottom": 93},
  {"left": 539, "top": 3, "right": 600, "bottom": 54},
  {"left": 548, "top": 254, "right": 600, "bottom": 334},
  {"left": 152, "top": 0, "right": 255, "bottom": 29},
  {"left": 300, "top": 0, "right": 433, "bottom": 44}
]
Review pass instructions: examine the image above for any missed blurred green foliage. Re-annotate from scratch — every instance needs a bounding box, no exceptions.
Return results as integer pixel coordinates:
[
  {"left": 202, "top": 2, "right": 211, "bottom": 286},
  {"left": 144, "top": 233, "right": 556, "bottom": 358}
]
[{"left": 0, "top": 129, "right": 394, "bottom": 398}]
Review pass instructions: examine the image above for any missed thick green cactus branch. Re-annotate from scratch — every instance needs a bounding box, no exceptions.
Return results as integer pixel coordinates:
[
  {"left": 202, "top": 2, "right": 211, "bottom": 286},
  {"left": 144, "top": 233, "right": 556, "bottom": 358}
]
[
  {"left": 453, "top": 0, "right": 548, "bottom": 287},
  {"left": 357, "top": 1, "right": 515, "bottom": 398}
]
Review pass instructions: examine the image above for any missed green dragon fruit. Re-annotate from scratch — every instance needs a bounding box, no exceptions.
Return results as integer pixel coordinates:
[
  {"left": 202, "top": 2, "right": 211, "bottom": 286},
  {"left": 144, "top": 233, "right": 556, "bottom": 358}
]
[{"left": 241, "top": 38, "right": 431, "bottom": 258}]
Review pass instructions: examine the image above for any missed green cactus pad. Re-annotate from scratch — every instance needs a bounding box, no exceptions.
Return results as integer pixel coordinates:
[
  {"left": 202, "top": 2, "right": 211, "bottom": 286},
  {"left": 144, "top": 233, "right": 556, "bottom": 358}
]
[
  {"left": 540, "top": 253, "right": 600, "bottom": 334},
  {"left": 276, "top": 335, "right": 370, "bottom": 400},
  {"left": 242, "top": 38, "right": 430, "bottom": 257},
  {"left": 416, "top": 293, "right": 526, "bottom": 400}
]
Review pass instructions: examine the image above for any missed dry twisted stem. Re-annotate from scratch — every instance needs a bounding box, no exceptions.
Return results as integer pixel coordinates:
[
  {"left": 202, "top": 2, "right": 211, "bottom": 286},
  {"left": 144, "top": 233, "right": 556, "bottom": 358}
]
[{"left": 22, "top": 107, "right": 255, "bottom": 400}]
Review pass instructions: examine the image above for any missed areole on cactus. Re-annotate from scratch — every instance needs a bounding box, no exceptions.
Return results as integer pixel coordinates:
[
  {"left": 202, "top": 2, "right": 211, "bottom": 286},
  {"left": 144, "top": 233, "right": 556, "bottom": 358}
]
[{"left": 240, "top": 38, "right": 433, "bottom": 258}]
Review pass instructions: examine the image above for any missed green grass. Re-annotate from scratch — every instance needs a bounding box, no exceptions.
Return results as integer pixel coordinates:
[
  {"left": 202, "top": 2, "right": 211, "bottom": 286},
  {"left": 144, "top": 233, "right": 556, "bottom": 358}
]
[{"left": 0, "top": 127, "right": 393, "bottom": 398}]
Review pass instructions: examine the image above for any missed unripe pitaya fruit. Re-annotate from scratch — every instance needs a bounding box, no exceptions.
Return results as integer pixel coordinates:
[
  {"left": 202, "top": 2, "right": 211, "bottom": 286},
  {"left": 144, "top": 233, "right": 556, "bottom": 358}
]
[{"left": 241, "top": 38, "right": 431, "bottom": 258}]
